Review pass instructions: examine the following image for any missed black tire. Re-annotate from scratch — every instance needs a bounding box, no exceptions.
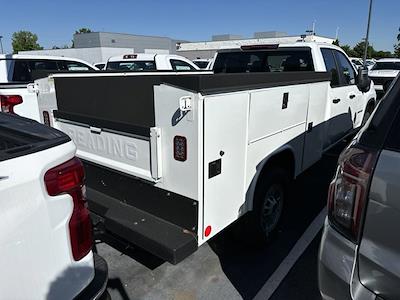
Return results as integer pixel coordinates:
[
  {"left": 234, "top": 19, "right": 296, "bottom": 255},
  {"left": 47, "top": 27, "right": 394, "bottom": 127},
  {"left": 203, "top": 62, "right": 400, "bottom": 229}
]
[{"left": 252, "top": 167, "right": 290, "bottom": 243}]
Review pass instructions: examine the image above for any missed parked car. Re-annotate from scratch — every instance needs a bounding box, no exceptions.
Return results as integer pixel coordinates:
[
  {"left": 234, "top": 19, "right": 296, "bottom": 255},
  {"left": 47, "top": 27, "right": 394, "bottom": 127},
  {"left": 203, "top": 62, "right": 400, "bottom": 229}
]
[
  {"left": 105, "top": 53, "right": 199, "bottom": 71},
  {"left": 349, "top": 57, "right": 363, "bottom": 68},
  {"left": 94, "top": 62, "right": 106, "bottom": 70},
  {"left": 35, "top": 42, "right": 375, "bottom": 265},
  {"left": 192, "top": 58, "right": 213, "bottom": 69},
  {"left": 368, "top": 58, "right": 400, "bottom": 94},
  {"left": 319, "top": 75, "right": 400, "bottom": 300},
  {"left": 0, "top": 112, "right": 108, "bottom": 299},
  {"left": 0, "top": 54, "right": 97, "bottom": 121},
  {"left": 365, "top": 58, "right": 376, "bottom": 70}
]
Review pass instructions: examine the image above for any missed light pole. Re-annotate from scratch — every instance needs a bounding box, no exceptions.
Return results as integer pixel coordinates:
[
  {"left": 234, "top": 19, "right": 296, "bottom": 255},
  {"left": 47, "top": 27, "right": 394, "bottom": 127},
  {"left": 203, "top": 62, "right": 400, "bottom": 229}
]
[
  {"left": 0, "top": 36, "right": 3, "bottom": 54},
  {"left": 363, "top": 0, "right": 373, "bottom": 65}
]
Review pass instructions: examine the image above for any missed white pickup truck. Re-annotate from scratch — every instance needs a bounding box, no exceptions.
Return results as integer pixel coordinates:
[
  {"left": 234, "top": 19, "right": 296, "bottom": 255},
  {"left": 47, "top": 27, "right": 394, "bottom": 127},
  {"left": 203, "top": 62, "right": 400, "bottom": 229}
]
[
  {"left": 35, "top": 42, "right": 376, "bottom": 264},
  {"left": 0, "top": 54, "right": 96, "bottom": 121},
  {"left": 0, "top": 113, "right": 108, "bottom": 299},
  {"left": 105, "top": 53, "right": 199, "bottom": 71}
]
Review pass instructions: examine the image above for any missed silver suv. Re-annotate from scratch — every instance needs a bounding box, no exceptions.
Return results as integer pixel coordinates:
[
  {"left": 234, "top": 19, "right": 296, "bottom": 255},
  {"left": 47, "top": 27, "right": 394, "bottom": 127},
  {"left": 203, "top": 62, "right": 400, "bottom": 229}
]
[{"left": 319, "top": 75, "right": 400, "bottom": 300}]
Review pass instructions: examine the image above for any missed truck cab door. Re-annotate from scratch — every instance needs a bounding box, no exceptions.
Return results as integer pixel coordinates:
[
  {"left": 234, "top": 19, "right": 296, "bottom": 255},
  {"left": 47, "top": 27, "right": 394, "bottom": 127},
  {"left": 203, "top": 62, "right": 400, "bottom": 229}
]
[
  {"left": 321, "top": 48, "right": 356, "bottom": 148},
  {"left": 333, "top": 50, "right": 364, "bottom": 127}
]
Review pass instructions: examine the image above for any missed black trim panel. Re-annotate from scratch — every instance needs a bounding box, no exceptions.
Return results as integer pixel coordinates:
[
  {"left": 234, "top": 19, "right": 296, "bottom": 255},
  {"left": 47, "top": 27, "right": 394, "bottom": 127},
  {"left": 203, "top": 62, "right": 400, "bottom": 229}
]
[{"left": 83, "top": 160, "right": 198, "bottom": 233}]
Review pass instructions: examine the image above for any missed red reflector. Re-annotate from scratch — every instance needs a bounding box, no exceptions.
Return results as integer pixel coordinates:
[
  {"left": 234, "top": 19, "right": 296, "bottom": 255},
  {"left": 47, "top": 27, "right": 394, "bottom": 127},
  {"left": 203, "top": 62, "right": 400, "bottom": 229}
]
[
  {"left": 44, "top": 157, "right": 93, "bottom": 261},
  {"left": 0, "top": 95, "right": 23, "bottom": 114},
  {"left": 43, "top": 111, "right": 51, "bottom": 126},
  {"left": 123, "top": 54, "right": 138, "bottom": 59},
  {"left": 205, "top": 226, "right": 212, "bottom": 237},
  {"left": 240, "top": 44, "right": 279, "bottom": 51},
  {"left": 173, "top": 136, "right": 187, "bottom": 162}
]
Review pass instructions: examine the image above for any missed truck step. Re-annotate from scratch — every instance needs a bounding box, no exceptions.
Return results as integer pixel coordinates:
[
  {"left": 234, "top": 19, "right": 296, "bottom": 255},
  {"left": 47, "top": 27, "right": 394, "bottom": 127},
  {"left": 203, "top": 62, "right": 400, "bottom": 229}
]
[{"left": 88, "top": 188, "right": 198, "bottom": 265}]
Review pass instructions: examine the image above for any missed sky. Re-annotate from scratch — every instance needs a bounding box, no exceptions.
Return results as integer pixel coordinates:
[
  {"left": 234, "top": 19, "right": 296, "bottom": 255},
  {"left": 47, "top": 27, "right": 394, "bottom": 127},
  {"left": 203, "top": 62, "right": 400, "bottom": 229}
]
[{"left": 0, "top": 0, "right": 399, "bottom": 53}]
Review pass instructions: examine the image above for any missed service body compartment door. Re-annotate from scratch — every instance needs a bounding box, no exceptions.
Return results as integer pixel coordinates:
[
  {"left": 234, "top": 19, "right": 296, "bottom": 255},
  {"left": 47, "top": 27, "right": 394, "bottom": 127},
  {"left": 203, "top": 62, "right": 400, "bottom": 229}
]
[{"left": 203, "top": 93, "right": 249, "bottom": 240}]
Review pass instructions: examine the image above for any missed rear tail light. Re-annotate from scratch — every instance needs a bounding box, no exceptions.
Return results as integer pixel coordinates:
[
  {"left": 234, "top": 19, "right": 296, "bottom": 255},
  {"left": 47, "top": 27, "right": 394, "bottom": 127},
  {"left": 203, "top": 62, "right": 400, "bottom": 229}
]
[
  {"left": 43, "top": 111, "right": 51, "bottom": 126},
  {"left": 0, "top": 95, "right": 23, "bottom": 114},
  {"left": 328, "top": 144, "right": 378, "bottom": 243},
  {"left": 44, "top": 157, "right": 93, "bottom": 261},
  {"left": 173, "top": 136, "right": 187, "bottom": 161}
]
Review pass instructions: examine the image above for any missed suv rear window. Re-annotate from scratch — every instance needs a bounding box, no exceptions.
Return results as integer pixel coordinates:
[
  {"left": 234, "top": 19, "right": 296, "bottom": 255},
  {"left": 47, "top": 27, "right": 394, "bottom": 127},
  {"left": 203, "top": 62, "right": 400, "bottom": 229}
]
[
  {"left": 213, "top": 48, "right": 314, "bottom": 73},
  {"left": 372, "top": 62, "right": 400, "bottom": 71}
]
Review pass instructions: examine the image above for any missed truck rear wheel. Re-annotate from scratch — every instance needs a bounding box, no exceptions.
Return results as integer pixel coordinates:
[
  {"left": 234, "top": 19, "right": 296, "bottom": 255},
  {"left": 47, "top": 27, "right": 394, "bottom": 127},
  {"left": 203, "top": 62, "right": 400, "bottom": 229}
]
[{"left": 253, "top": 167, "right": 289, "bottom": 242}]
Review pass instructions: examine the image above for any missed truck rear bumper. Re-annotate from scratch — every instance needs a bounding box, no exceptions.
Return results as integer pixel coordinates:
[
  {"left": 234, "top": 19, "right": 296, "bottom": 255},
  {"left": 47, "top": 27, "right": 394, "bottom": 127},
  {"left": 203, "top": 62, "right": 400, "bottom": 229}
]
[
  {"left": 83, "top": 161, "right": 198, "bottom": 264},
  {"left": 75, "top": 254, "right": 109, "bottom": 300}
]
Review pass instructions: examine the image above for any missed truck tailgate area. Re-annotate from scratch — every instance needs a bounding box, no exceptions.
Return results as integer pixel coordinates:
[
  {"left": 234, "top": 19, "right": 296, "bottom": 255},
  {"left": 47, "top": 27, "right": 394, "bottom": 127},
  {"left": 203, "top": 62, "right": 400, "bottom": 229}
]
[{"left": 84, "top": 161, "right": 198, "bottom": 264}]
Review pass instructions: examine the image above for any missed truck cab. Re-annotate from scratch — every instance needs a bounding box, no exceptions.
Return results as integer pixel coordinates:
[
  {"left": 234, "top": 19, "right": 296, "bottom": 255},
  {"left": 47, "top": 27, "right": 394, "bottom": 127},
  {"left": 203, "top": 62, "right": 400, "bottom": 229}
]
[{"left": 212, "top": 42, "right": 377, "bottom": 139}]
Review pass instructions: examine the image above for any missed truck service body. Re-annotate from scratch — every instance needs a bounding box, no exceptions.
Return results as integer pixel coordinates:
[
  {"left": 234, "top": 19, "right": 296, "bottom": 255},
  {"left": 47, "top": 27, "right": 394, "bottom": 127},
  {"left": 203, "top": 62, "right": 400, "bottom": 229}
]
[{"left": 36, "top": 42, "right": 376, "bottom": 264}]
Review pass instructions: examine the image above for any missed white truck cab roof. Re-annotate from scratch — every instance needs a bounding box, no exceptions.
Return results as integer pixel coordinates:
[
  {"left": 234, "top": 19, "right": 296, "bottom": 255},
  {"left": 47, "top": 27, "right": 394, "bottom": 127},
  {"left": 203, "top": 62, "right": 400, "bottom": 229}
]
[
  {"left": 106, "top": 53, "right": 199, "bottom": 71},
  {"left": 0, "top": 54, "right": 97, "bottom": 68}
]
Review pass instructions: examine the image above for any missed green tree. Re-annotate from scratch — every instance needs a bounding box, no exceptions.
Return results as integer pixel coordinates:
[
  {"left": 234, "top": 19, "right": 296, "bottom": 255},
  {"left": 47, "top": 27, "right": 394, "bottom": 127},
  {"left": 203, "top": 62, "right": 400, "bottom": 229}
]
[
  {"left": 340, "top": 44, "right": 357, "bottom": 57},
  {"left": 12, "top": 31, "right": 43, "bottom": 53},
  {"left": 395, "top": 27, "right": 400, "bottom": 58},
  {"left": 333, "top": 39, "right": 340, "bottom": 46},
  {"left": 75, "top": 28, "right": 92, "bottom": 34},
  {"left": 353, "top": 41, "right": 375, "bottom": 58}
]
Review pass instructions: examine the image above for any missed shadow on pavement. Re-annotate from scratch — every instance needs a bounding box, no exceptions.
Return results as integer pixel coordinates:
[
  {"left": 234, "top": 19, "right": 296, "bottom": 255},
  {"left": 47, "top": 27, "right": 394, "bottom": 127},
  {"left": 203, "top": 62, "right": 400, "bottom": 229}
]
[
  {"left": 107, "top": 277, "right": 131, "bottom": 300},
  {"left": 94, "top": 233, "right": 164, "bottom": 270},
  {"left": 208, "top": 142, "right": 346, "bottom": 300}
]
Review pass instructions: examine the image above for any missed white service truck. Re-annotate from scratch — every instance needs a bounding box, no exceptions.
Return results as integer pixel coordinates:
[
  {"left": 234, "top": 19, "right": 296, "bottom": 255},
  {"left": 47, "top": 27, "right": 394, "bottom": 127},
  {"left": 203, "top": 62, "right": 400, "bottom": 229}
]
[
  {"left": 35, "top": 42, "right": 376, "bottom": 264},
  {"left": 0, "top": 113, "right": 108, "bottom": 299}
]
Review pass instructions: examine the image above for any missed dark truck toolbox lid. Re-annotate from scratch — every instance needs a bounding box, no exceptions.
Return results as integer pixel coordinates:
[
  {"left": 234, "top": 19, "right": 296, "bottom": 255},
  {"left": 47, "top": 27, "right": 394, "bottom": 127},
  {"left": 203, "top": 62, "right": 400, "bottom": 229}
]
[{"left": 53, "top": 72, "right": 330, "bottom": 137}]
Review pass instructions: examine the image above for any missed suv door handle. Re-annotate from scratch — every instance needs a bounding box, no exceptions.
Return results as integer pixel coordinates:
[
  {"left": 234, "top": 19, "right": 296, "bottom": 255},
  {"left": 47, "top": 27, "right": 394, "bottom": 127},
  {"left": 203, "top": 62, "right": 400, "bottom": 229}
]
[
  {"left": 349, "top": 94, "right": 356, "bottom": 99},
  {"left": 333, "top": 98, "right": 341, "bottom": 104}
]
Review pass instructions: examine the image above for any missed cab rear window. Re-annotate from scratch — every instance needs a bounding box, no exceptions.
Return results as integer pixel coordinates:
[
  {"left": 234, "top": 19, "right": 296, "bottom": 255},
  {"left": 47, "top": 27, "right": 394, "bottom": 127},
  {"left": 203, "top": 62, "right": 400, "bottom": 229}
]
[
  {"left": 106, "top": 61, "right": 156, "bottom": 71},
  {"left": 213, "top": 48, "right": 314, "bottom": 73},
  {"left": 12, "top": 59, "right": 59, "bottom": 82}
]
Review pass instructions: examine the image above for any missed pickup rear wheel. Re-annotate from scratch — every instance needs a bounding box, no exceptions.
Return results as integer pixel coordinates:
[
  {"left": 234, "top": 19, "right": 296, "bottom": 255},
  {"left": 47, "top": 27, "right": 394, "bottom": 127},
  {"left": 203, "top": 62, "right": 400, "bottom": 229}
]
[{"left": 253, "top": 167, "right": 289, "bottom": 242}]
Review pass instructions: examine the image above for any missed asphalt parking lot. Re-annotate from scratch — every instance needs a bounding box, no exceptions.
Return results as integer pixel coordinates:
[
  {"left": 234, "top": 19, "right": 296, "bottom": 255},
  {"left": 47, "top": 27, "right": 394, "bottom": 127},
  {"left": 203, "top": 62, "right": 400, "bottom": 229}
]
[{"left": 95, "top": 141, "right": 348, "bottom": 300}]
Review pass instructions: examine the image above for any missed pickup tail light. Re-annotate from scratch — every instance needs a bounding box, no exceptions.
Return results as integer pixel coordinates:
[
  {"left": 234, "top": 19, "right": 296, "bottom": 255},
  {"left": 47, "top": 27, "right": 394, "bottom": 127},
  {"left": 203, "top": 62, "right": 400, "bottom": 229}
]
[
  {"left": 44, "top": 158, "right": 93, "bottom": 261},
  {"left": 328, "top": 145, "right": 378, "bottom": 243},
  {"left": 0, "top": 95, "right": 23, "bottom": 114}
]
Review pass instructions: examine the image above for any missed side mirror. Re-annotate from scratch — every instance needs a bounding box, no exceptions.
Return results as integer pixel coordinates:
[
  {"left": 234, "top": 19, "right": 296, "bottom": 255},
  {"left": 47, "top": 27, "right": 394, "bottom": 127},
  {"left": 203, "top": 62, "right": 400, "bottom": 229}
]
[{"left": 356, "top": 66, "right": 371, "bottom": 93}]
